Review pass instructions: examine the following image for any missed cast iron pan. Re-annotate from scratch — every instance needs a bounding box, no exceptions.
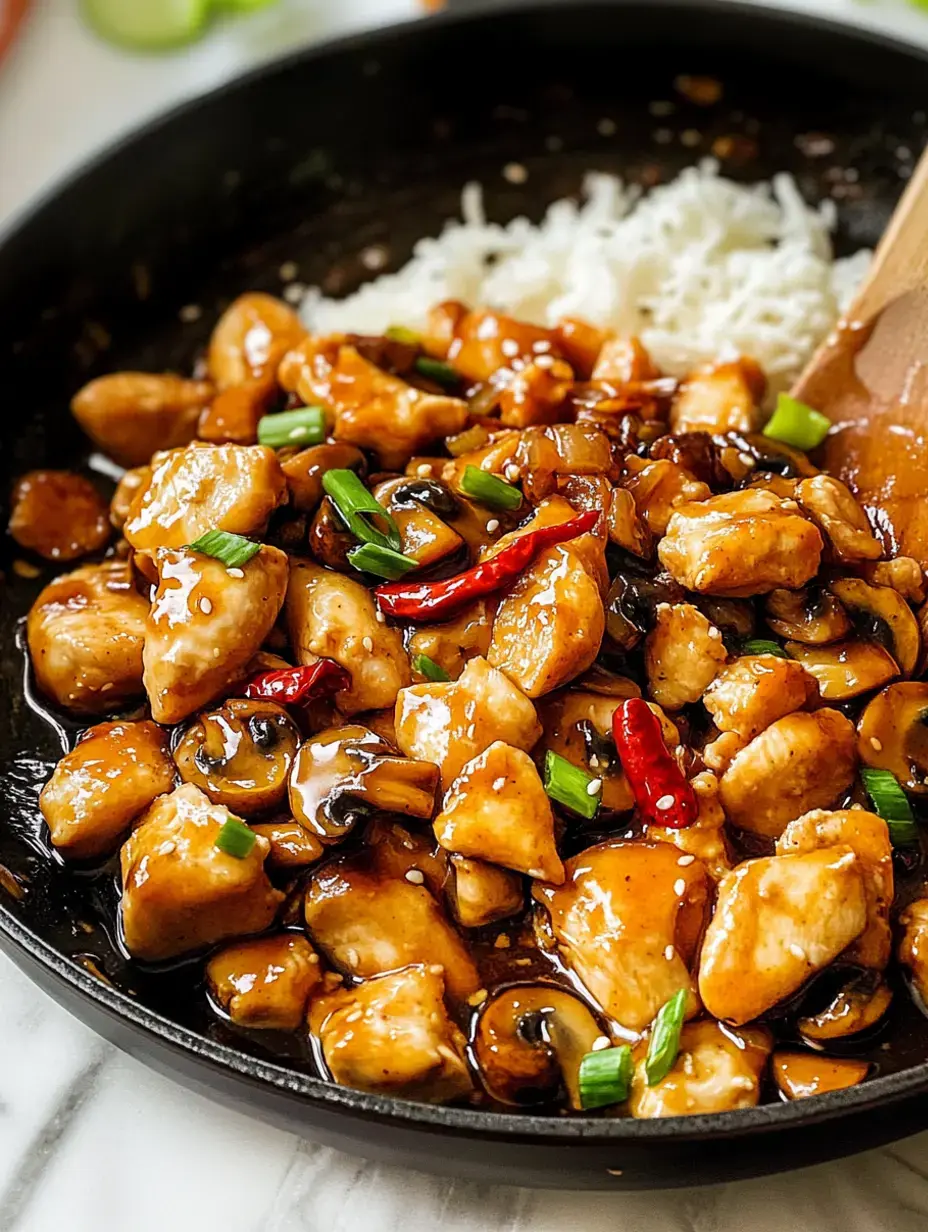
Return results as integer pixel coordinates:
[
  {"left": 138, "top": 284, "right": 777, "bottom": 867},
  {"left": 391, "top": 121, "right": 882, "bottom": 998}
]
[{"left": 2, "top": 0, "right": 928, "bottom": 1190}]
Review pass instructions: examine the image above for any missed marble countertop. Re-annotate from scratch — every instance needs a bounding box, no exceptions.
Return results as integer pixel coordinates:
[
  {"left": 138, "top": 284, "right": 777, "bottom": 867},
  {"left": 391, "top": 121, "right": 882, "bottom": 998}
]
[{"left": 3, "top": 1, "right": 928, "bottom": 1229}]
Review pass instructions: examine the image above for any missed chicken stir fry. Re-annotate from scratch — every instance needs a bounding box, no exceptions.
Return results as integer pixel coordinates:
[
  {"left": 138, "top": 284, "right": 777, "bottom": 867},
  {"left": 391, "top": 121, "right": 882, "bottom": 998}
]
[{"left": 12, "top": 292, "right": 928, "bottom": 1119}]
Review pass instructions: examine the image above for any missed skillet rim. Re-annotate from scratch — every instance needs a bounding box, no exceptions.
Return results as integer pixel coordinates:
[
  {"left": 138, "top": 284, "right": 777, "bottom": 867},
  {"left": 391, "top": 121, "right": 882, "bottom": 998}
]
[{"left": 2, "top": 0, "right": 928, "bottom": 1146}]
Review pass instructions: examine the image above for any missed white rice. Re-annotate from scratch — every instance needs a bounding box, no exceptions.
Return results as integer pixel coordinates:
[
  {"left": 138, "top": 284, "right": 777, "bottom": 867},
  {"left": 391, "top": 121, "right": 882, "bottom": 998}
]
[{"left": 301, "top": 160, "right": 870, "bottom": 398}]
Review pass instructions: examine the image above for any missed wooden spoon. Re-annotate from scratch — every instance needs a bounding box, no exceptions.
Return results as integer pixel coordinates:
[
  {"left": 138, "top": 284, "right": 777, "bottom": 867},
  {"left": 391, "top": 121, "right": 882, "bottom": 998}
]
[{"left": 793, "top": 145, "right": 928, "bottom": 566}]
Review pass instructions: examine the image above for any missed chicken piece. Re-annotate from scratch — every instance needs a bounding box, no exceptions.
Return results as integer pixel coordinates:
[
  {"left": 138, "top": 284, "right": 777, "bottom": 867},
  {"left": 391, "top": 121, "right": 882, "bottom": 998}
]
[
  {"left": 27, "top": 559, "right": 148, "bottom": 714},
  {"left": 278, "top": 338, "right": 467, "bottom": 469},
  {"left": 648, "top": 771, "right": 732, "bottom": 881},
  {"left": 658, "top": 490, "right": 823, "bottom": 597},
  {"left": 644, "top": 603, "right": 727, "bottom": 710},
  {"left": 701, "top": 730, "right": 748, "bottom": 776},
  {"left": 406, "top": 602, "right": 493, "bottom": 681},
  {"left": 286, "top": 557, "right": 410, "bottom": 715},
  {"left": 898, "top": 898, "right": 928, "bottom": 1007},
  {"left": 533, "top": 840, "right": 709, "bottom": 1032},
  {"left": 555, "top": 317, "right": 611, "bottom": 378},
  {"left": 280, "top": 443, "right": 367, "bottom": 513},
  {"left": 206, "top": 934, "right": 322, "bottom": 1030},
  {"left": 514, "top": 423, "right": 616, "bottom": 480},
  {"left": 9, "top": 470, "right": 110, "bottom": 562},
  {"left": 670, "top": 358, "right": 765, "bottom": 435},
  {"left": 607, "top": 487, "right": 653, "bottom": 558},
  {"left": 863, "top": 556, "right": 926, "bottom": 605},
  {"left": 591, "top": 335, "right": 659, "bottom": 384},
  {"left": 394, "top": 656, "right": 542, "bottom": 790},
  {"left": 424, "top": 303, "right": 560, "bottom": 382},
  {"left": 777, "top": 810, "right": 893, "bottom": 970},
  {"left": 773, "top": 1051, "right": 870, "bottom": 1101},
  {"left": 197, "top": 384, "right": 274, "bottom": 446},
  {"left": 718, "top": 709, "right": 856, "bottom": 838},
  {"left": 484, "top": 495, "right": 608, "bottom": 593},
  {"left": 119, "top": 783, "right": 282, "bottom": 962},
  {"left": 123, "top": 442, "right": 286, "bottom": 558},
  {"left": 40, "top": 721, "right": 174, "bottom": 861},
  {"left": 630, "top": 1021, "right": 772, "bottom": 1118},
  {"left": 71, "top": 372, "right": 212, "bottom": 467},
  {"left": 622, "top": 456, "right": 711, "bottom": 536},
  {"left": 488, "top": 542, "right": 605, "bottom": 698},
  {"left": 441, "top": 431, "right": 522, "bottom": 494},
  {"left": 366, "top": 819, "right": 447, "bottom": 897},
  {"left": 498, "top": 358, "right": 574, "bottom": 428},
  {"left": 143, "top": 544, "right": 289, "bottom": 725},
  {"left": 537, "top": 687, "right": 638, "bottom": 814},
  {"left": 698, "top": 847, "right": 867, "bottom": 1024},
  {"left": 796, "top": 475, "right": 882, "bottom": 564},
  {"left": 446, "top": 855, "right": 523, "bottom": 928},
  {"left": 251, "top": 819, "right": 325, "bottom": 869},
  {"left": 309, "top": 965, "right": 473, "bottom": 1102},
  {"left": 110, "top": 466, "right": 151, "bottom": 530},
  {"left": 703, "top": 653, "right": 817, "bottom": 740},
  {"left": 434, "top": 741, "right": 564, "bottom": 882},
  {"left": 304, "top": 862, "right": 480, "bottom": 999},
  {"left": 207, "top": 292, "right": 306, "bottom": 389}
]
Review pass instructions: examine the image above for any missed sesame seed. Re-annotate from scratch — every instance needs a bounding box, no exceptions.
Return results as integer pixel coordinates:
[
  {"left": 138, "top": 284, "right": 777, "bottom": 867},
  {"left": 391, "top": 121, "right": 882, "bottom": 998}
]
[
  {"left": 404, "top": 868, "right": 425, "bottom": 885},
  {"left": 677, "top": 854, "right": 695, "bottom": 866},
  {"left": 592, "top": 1035, "right": 612, "bottom": 1051},
  {"left": 503, "top": 162, "right": 527, "bottom": 184},
  {"left": 199, "top": 597, "right": 212, "bottom": 615},
  {"left": 100, "top": 682, "right": 113, "bottom": 693},
  {"left": 870, "top": 737, "right": 883, "bottom": 752},
  {"left": 344, "top": 1009, "right": 363, "bottom": 1023},
  {"left": 587, "top": 778, "right": 603, "bottom": 796},
  {"left": 664, "top": 944, "right": 675, "bottom": 961},
  {"left": 788, "top": 943, "right": 807, "bottom": 961},
  {"left": 429, "top": 964, "right": 444, "bottom": 976},
  {"left": 228, "top": 567, "right": 244, "bottom": 578},
  {"left": 504, "top": 463, "right": 520, "bottom": 482},
  {"left": 159, "top": 841, "right": 176, "bottom": 856},
  {"left": 375, "top": 610, "right": 386, "bottom": 623},
  {"left": 416, "top": 463, "right": 433, "bottom": 477},
  {"left": 656, "top": 793, "right": 674, "bottom": 810},
  {"left": 360, "top": 245, "right": 387, "bottom": 270},
  {"left": 589, "top": 755, "right": 600, "bottom": 770},
  {"left": 673, "top": 878, "right": 686, "bottom": 896},
  {"left": 486, "top": 518, "right": 500, "bottom": 534},
  {"left": 362, "top": 636, "right": 374, "bottom": 652},
  {"left": 501, "top": 337, "right": 520, "bottom": 358},
  {"left": 178, "top": 303, "right": 202, "bottom": 323},
  {"left": 738, "top": 451, "right": 755, "bottom": 467},
  {"left": 212, "top": 648, "right": 221, "bottom": 658}
]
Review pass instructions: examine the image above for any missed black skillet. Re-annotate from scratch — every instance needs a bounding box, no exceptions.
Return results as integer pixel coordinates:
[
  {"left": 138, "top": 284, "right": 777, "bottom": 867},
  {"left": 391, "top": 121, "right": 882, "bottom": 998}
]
[{"left": 2, "top": 0, "right": 928, "bottom": 1191}]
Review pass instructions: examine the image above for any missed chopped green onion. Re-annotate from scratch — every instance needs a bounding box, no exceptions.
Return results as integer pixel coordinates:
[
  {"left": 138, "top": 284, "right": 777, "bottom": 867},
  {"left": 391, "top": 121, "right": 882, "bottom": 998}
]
[
  {"left": 645, "top": 989, "right": 687, "bottom": 1086},
  {"left": 415, "top": 357, "right": 460, "bottom": 388},
  {"left": 81, "top": 0, "right": 210, "bottom": 49},
  {"left": 347, "top": 542, "right": 419, "bottom": 580},
  {"left": 322, "top": 468, "right": 402, "bottom": 552},
  {"left": 578, "top": 1044, "right": 633, "bottom": 1110},
  {"left": 763, "top": 393, "right": 831, "bottom": 452},
  {"left": 412, "top": 654, "right": 450, "bottom": 682},
  {"left": 742, "top": 639, "right": 789, "bottom": 659},
  {"left": 188, "top": 530, "right": 261, "bottom": 568},
  {"left": 543, "top": 750, "right": 601, "bottom": 820},
  {"left": 861, "top": 768, "right": 919, "bottom": 845},
  {"left": 214, "top": 817, "right": 257, "bottom": 859},
  {"left": 460, "top": 465, "right": 523, "bottom": 512},
  {"left": 257, "top": 406, "right": 325, "bottom": 449},
  {"left": 385, "top": 325, "right": 421, "bottom": 346}
]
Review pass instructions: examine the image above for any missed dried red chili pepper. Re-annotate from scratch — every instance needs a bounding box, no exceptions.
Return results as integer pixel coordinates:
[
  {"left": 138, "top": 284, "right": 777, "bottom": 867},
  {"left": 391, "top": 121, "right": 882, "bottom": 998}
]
[
  {"left": 244, "top": 660, "right": 350, "bottom": 706},
  {"left": 612, "top": 697, "right": 698, "bottom": 829},
  {"left": 374, "top": 509, "right": 599, "bottom": 621}
]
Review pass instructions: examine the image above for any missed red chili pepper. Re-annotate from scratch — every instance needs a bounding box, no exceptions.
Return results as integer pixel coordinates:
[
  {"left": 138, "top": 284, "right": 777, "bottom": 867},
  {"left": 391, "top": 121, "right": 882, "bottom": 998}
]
[
  {"left": 612, "top": 697, "right": 698, "bottom": 829},
  {"left": 244, "top": 660, "right": 350, "bottom": 706},
  {"left": 374, "top": 509, "right": 599, "bottom": 621}
]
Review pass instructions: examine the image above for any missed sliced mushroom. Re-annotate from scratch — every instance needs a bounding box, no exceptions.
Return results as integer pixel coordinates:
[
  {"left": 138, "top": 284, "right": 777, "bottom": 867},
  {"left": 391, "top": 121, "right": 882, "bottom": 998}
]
[
  {"left": 207, "top": 934, "right": 322, "bottom": 1030},
  {"left": 765, "top": 586, "right": 851, "bottom": 645},
  {"left": 783, "top": 640, "right": 899, "bottom": 701},
  {"left": 858, "top": 682, "right": 928, "bottom": 794},
  {"left": 71, "top": 372, "right": 212, "bottom": 467},
  {"left": 280, "top": 442, "right": 366, "bottom": 513},
  {"left": 308, "top": 498, "right": 357, "bottom": 572},
  {"left": 798, "top": 973, "right": 892, "bottom": 1042},
  {"left": 9, "top": 470, "right": 110, "bottom": 562},
  {"left": 474, "top": 985, "right": 604, "bottom": 1108},
  {"left": 446, "top": 856, "right": 523, "bottom": 928},
  {"left": 372, "top": 477, "right": 463, "bottom": 568},
  {"left": 630, "top": 1021, "right": 772, "bottom": 1118},
  {"left": 251, "top": 819, "right": 325, "bottom": 869},
  {"left": 604, "top": 567, "right": 685, "bottom": 653},
  {"left": 828, "top": 576, "right": 920, "bottom": 677},
  {"left": 406, "top": 601, "right": 494, "bottom": 682},
  {"left": 536, "top": 688, "right": 636, "bottom": 813},
  {"left": 174, "top": 699, "right": 300, "bottom": 816},
  {"left": 773, "top": 1051, "right": 870, "bottom": 1101}
]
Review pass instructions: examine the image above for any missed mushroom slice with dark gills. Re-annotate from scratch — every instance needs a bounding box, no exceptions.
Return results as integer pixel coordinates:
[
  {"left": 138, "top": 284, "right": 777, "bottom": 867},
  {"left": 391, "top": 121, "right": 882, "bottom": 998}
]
[
  {"left": 536, "top": 686, "right": 639, "bottom": 814},
  {"left": 119, "top": 783, "right": 282, "bottom": 963},
  {"left": 698, "top": 847, "right": 868, "bottom": 1025},
  {"left": 783, "top": 640, "right": 899, "bottom": 701},
  {"left": 798, "top": 970, "right": 893, "bottom": 1043},
  {"left": 143, "top": 544, "right": 289, "bottom": 726},
  {"left": 773, "top": 1051, "right": 870, "bottom": 1101},
  {"left": 532, "top": 841, "right": 710, "bottom": 1034},
  {"left": 764, "top": 585, "right": 851, "bottom": 644},
  {"left": 303, "top": 861, "right": 480, "bottom": 1000},
  {"left": 858, "top": 682, "right": 928, "bottom": 794},
  {"left": 372, "top": 477, "right": 464, "bottom": 569},
  {"left": 289, "top": 725, "right": 439, "bottom": 843},
  {"left": 630, "top": 1021, "right": 773, "bottom": 1118},
  {"left": 309, "top": 964, "right": 473, "bottom": 1102},
  {"left": 827, "top": 576, "right": 921, "bottom": 677},
  {"left": 174, "top": 699, "right": 300, "bottom": 816},
  {"left": 474, "top": 985, "right": 605, "bottom": 1108},
  {"left": 446, "top": 855, "right": 523, "bottom": 929},
  {"left": 207, "top": 934, "right": 322, "bottom": 1030}
]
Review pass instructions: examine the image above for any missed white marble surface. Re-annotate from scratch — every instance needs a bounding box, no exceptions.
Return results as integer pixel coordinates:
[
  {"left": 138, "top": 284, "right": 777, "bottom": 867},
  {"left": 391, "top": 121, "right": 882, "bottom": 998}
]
[{"left": 3, "top": 1, "right": 928, "bottom": 1229}]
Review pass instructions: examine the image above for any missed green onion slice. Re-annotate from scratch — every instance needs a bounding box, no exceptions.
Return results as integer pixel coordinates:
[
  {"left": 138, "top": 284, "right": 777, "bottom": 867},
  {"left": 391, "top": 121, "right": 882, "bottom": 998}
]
[
  {"left": 763, "top": 393, "right": 831, "bottom": 452},
  {"left": 645, "top": 988, "right": 687, "bottom": 1087},
  {"left": 460, "top": 465, "right": 523, "bottom": 512},
  {"left": 861, "top": 768, "right": 919, "bottom": 845},
  {"left": 578, "top": 1044, "right": 633, "bottom": 1110},
  {"left": 385, "top": 325, "right": 421, "bottom": 346},
  {"left": 188, "top": 530, "right": 261, "bottom": 568},
  {"left": 322, "top": 469, "right": 402, "bottom": 552},
  {"left": 81, "top": 0, "right": 211, "bottom": 49},
  {"left": 543, "top": 750, "right": 601, "bottom": 820},
  {"left": 257, "top": 406, "right": 325, "bottom": 449},
  {"left": 347, "top": 542, "right": 419, "bottom": 580},
  {"left": 742, "top": 639, "right": 789, "bottom": 659},
  {"left": 412, "top": 654, "right": 450, "bottom": 682},
  {"left": 214, "top": 817, "right": 257, "bottom": 859},
  {"left": 415, "top": 357, "right": 460, "bottom": 388}
]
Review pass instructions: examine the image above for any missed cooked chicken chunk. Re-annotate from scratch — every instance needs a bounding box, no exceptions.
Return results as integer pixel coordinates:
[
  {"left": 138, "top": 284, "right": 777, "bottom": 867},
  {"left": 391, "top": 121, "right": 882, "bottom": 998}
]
[
  {"left": 304, "top": 863, "right": 480, "bottom": 999},
  {"left": 287, "top": 557, "right": 410, "bottom": 714},
  {"left": 777, "top": 810, "right": 893, "bottom": 970},
  {"left": 630, "top": 1021, "right": 772, "bottom": 1118},
  {"left": 71, "top": 372, "right": 212, "bottom": 467},
  {"left": 645, "top": 603, "right": 727, "bottom": 710},
  {"left": 446, "top": 855, "right": 524, "bottom": 928},
  {"left": 898, "top": 898, "right": 928, "bottom": 1008},
  {"left": 120, "top": 783, "right": 282, "bottom": 962},
  {"left": 27, "top": 560, "right": 148, "bottom": 713},
  {"left": 395, "top": 656, "right": 541, "bottom": 790},
  {"left": 533, "top": 840, "right": 709, "bottom": 1032},
  {"left": 701, "top": 730, "right": 748, "bottom": 776},
  {"left": 537, "top": 687, "right": 636, "bottom": 813},
  {"left": 648, "top": 771, "right": 732, "bottom": 881},
  {"left": 670, "top": 358, "right": 764, "bottom": 435},
  {"left": 123, "top": 442, "right": 286, "bottom": 557},
  {"left": 591, "top": 334, "right": 658, "bottom": 384},
  {"left": 424, "top": 303, "right": 560, "bottom": 382},
  {"left": 718, "top": 709, "right": 857, "bottom": 838},
  {"left": 698, "top": 847, "right": 867, "bottom": 1024},
  {"left": 773, "top": 1051, "right": 870, "bottom": 1101},
  {"left": 143, "top": 544, "right": 289, "bottom": 725},
  {"left": 40, "top": 721, "right": 174, "bottom": 861},
  {"left": 497, "top": 358, "right": 574, "bottom": 428},
  {"left": 309, "top": 965, "right": 472, "bottom": 1102},
  {"left": 796, "top": 475, "right": 882, "bottom": 564},
  {"left": 407, "top": 602, "right": 493, "bottom": 681},
  {"left": 9, "top": 470, "right": 110, "bottom": 562},
  {"left": 658, "top": 490, "right": 823, "bottom": 596},
  {"left": 622, "top": 457, "right": 711, "bottom": 537},
  {"left": 703, "top": 653, "right": 817, "bottom": 740},
  {"left": 206, "top": 935, "right": 321, "bottom": 1030},
  {"left": 863, "top": 556, "right": 926, "bottom": 604},
  {"left": 434, "top": 741, "right": 564, "bottom": 883},
  {"left": 208, "top": 292, "right": 306, "bottom": 389}
]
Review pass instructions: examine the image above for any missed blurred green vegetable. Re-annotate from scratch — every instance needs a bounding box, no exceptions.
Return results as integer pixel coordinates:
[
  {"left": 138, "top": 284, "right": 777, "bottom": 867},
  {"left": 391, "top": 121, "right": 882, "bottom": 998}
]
[{"left": 82, "top": 0, "right": 280, "bottom": 50}]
